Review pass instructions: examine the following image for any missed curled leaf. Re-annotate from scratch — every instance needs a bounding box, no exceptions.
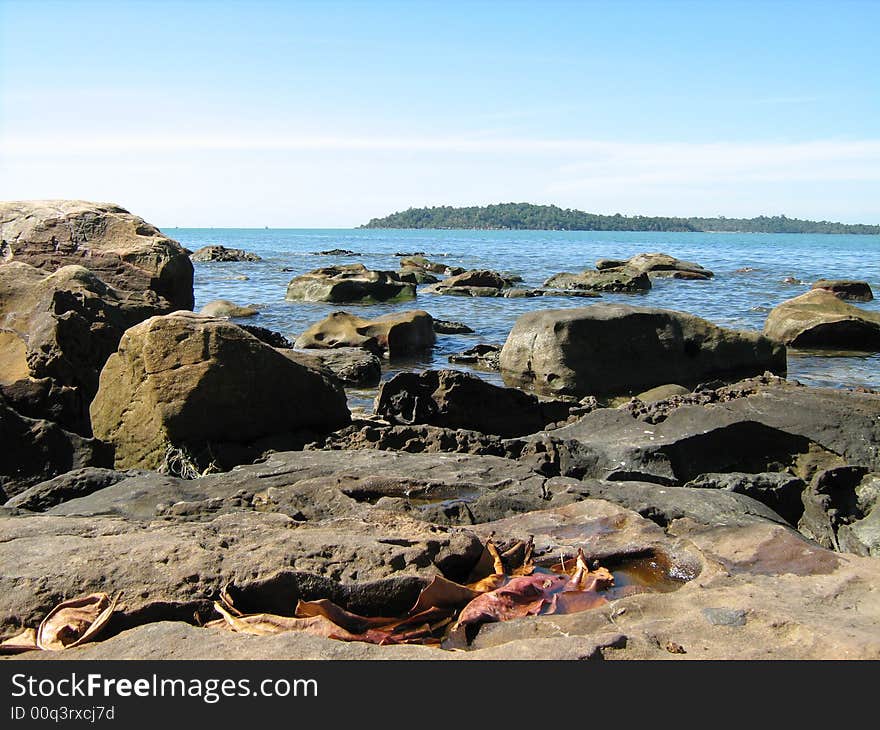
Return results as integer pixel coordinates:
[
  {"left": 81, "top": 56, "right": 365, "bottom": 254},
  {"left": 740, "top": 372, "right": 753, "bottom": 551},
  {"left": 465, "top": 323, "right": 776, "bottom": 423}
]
[
  {"left": 37, "top": 592, "right": 120, "bottom": 651},
  {"left": 0, "top": 628, "right": 38, "bottom": 654}
]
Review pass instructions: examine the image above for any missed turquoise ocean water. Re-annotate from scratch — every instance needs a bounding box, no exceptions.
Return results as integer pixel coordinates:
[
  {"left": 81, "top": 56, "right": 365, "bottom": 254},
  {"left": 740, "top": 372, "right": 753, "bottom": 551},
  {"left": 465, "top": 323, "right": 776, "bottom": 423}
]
[{"left": 169, "top": 228, "right": 880, "bottom": 408}]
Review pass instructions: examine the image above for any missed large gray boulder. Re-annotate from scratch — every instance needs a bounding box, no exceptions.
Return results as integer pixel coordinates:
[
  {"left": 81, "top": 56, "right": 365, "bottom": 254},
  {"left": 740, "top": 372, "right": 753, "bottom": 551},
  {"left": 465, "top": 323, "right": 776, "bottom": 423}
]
[
  {"left": 764, "top": 289, "right": 880, "bottom": 350},
  {"left": 89, "top": 312, "right": 350, "bottom": 471},
  {"left": 0, "top": 200, "right": 193, "bottom": 311},
  {"left": 500, "top": 304, "right": 786, "bottom": 397},
  {"left": 286, "top": 264, "right": 415, "bottom": 303}
]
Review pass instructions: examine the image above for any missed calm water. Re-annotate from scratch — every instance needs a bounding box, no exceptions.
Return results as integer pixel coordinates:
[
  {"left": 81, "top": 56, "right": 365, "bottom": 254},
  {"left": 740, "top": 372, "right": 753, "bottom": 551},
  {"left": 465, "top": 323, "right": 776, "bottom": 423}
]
[{"left": 169, "top": 228, "right": 880, "bottom": 409}]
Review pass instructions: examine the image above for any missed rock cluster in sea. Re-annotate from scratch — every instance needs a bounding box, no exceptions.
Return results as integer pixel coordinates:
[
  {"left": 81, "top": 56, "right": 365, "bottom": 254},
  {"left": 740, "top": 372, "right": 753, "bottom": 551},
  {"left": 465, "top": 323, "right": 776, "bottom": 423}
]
[{"left": 1, "top": 200, "right": 879, "bottom": 660}]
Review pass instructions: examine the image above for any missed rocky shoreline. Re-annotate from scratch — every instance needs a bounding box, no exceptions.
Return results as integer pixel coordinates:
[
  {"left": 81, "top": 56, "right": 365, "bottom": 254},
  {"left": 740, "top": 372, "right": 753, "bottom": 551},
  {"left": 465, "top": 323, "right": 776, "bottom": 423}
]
[{"left": 1, "top": 200, "right": 879, "bottom": 660}]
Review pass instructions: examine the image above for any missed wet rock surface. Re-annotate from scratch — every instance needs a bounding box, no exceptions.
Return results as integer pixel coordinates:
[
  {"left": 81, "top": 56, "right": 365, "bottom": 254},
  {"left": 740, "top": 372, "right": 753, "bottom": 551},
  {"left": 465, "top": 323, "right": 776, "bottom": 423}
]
[
  {"left": 294, "top": 310, "right": 435, "bottom": 357},
  {"left": 190, "top": 245, "right": 261, "bottom": 262},
  {"left": 764, "top": 289, "right": 880, "bottom": 350},
  {"left": 286, "top": 264, "right": 416, "bottom": 303}
]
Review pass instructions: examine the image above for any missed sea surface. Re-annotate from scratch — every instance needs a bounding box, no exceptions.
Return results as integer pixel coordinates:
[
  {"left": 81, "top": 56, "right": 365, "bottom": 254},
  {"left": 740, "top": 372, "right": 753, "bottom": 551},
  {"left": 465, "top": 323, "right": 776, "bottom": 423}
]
[{"left": 169, "top": 228, "right": 880, "bottom": 409}]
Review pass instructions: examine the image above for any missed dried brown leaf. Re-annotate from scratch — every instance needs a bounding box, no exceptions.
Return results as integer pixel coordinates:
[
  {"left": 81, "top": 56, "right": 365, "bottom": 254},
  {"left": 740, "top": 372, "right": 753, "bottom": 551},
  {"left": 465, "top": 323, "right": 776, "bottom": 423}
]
[{"left": 36, "top": 592, "right": 120, "bottom": 652}]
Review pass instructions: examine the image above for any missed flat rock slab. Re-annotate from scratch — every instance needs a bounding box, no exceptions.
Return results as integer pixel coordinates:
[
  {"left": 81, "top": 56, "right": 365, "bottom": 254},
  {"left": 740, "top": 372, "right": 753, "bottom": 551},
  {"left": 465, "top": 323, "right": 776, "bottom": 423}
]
[{"left": 13, "top": 516, "right": 880, "bottom": 660}]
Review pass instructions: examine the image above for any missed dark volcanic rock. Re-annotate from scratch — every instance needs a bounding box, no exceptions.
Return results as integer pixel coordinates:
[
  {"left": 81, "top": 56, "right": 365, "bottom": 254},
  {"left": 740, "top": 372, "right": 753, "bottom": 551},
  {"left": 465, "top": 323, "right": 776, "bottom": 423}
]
[
  {"left": 375, "top": 369, "right": 576, "bottom": 438},
  {"left": 500, "top": 304, "right": 786, "bottom": 397}
]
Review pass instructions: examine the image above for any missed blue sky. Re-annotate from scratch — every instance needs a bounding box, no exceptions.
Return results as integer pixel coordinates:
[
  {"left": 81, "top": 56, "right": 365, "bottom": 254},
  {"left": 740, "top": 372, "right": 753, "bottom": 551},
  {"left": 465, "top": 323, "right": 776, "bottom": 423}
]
[{"left": 1, "top": 0, "right": 879, "bottom": 226}]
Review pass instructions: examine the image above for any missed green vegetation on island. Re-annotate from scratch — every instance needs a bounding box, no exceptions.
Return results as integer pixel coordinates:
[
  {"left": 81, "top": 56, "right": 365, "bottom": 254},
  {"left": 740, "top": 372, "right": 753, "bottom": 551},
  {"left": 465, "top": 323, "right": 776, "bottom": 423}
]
[{"left": 360, "top": 203, "right": 880, "bottom": 234}]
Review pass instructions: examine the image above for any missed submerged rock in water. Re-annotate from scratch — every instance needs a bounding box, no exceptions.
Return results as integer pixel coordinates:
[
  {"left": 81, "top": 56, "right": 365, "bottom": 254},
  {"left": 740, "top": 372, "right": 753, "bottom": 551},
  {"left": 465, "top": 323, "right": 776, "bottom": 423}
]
[
  {"left": 285, "top": 264, "right": 416, "bottom": 303},
  {"left": 199, "top": 299, "right": 259, "bottom": 318},
  {"left": 500, "top": 304, "right": 786, "bottom": 397},
  {"left": 433, "top": 319, "right": 474, "bottom": 335},
  {"left": 543, "top": 268, "right": 651, "bottom": 293},
  {"left": 764, "top": 289, "right": 880, "bottom": 350},
  {"left": 0, "top": 199, "right": 194, "bottom": 311},
  {"left": 190, "top": 245, "right": 261, "bottom": 262},
  {"left": 448, "top": 344, "right": 502, "bottom": 370},
  {"left": 89, "top": 312, "right": 350, "bottom": 471},
  {"left": 604, "top": 252, "right": 714, "bottom": 280},
  {"left": 294, "top": 310, "right": 435, "bottom": 357}
]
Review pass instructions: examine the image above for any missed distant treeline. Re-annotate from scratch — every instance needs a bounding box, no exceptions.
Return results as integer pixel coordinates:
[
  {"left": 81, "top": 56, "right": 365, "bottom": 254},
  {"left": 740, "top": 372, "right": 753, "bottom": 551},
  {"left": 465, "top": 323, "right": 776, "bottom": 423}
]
[{"left": 360, "top": 203, "right": 880, "bottom": 234}]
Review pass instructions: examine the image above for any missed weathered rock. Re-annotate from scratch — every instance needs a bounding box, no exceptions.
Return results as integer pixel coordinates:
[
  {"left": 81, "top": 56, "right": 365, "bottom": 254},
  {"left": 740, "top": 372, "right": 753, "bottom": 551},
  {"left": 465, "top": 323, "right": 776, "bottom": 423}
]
[
  {"left": 621, "top": 378, "right": 880, "bottom": 473},
  {"left": 293, "top": 310, "right": 435, "bottom": 357},
  {"left": 684, "top": 472, "right": 806, "bottom": 526},
  {"left": 311, "top": 248, "right": 359, "bottom": 256},
  {"left": 635, "top": 384, "right": 690, "bottom": 403},
  {"left": 14, "top": 500, "right": 880, "bottom": 659},
  {"left": 837, "top": 490, "right": 880, "bottom": 558},
  {"left": 448, "top": 344, "right": 502, "bottom": 370},
  {"left": 89, "top": 312, "right": 350, "bottom": 471},
  {"left": 375, "top": 369, "right": 576, "bottom": 438},
  {"left": 238, "top": 324, "right": 293, "bottom": 349},
  {"left": 199, "top": 299, "right": 259, "bottom": 318},
  {"left": 764, "top": 289, "right": 880, "bottom": 349},
  {"left": 399, "top": 255, "right": 464, "bottom": 276},
  {"left": 0, "top": 508, "right": 482, "bottom": 637},
  {"left": 0, "top": 263, "right": 174, "bottom": 433},
  {"left": 190, "top": 245, "right": 261, "bottom": 262},
  {"left": 4, "top": 467, "right": 139, "bottom": 512},
  {"left": 288, "top": 347, "right": 381, "bottom": 387},
  {"left": 45, "top": 449, "right": 552, "bottom": 523},
  {"left": 433, "top": 319, "right": 474, "bottom": 334},
  {"left": 797, "top": 466, "right": 878, "bottom": 554},
  {"left": 520, "top": 404, "right": 817, "bottom": 486},
  {"left": 811, "top": 279, "right": 874, "bottom": 302},
  {"left": 543, "top": 268, "right": 652, "bottom": 293},
  {"left": 425, "top": 269, "right": 517, "bottom": 297},
  {"left": 500, "top": 304, "right": 786, "bottom": 397},
  {"left": 606, "top": 252, "right": 714, "bottom": 280},
  {"left": 0, "top": 200, "right": 193, "bottom": 311},
  {"left": 398, "top": 267, "right": 440, "bottom": 285},
  {"left": 319, "top": 423, "right": 509, "bottom": 457},
  {"left": 0, "top": 402, "right": 113, "bottom": 497},
  {"left": 285, "top": 264, "right": 415, "bottom": 303}
]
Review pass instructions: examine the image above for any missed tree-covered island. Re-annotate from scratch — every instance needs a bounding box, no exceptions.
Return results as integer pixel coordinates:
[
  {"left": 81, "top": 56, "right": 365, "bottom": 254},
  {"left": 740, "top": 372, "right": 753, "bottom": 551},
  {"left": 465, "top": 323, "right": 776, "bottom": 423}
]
[{"left": 360, "top": 203, "right": 880, "bottom": 234}]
